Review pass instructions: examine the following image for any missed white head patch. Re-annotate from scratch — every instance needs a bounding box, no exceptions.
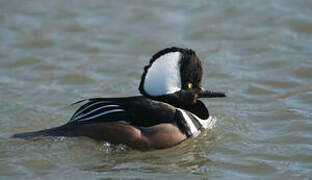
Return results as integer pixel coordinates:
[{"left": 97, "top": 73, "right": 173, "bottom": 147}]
[{"left": 143, "top": 52, "right": 182, "bottom": 96}]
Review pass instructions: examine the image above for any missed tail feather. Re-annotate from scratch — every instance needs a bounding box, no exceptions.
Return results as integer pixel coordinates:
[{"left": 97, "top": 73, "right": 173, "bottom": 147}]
[{"left": 11, "top": 125, "right": 74, "bottom": 140}]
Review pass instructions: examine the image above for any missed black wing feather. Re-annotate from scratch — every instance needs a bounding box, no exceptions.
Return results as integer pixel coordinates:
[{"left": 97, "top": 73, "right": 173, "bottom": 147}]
[
  {"left": 68, "top": 96, "right": 180, "bottom": 127},
  {"left": 69, "top": 98, "right": 129, "bottom": 124}
]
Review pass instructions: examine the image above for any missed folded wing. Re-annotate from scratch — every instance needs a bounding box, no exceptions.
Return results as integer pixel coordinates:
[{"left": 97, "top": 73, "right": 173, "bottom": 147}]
[{"left": 69, "top": 98, "right": 129, "bottom": 124}]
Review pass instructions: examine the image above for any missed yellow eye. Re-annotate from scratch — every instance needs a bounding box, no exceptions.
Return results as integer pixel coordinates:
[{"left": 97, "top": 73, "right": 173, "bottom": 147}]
[{"left": 187, "top": 83, "right": 193, "bottom": 89}]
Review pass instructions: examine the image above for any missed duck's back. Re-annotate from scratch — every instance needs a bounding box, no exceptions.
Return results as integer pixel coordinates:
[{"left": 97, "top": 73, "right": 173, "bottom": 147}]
[{"left": 68, "top": 96, "right": 177, "bottom": 127}]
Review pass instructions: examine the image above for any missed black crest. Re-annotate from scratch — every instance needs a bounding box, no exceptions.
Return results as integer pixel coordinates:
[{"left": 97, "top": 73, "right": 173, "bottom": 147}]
[{"left": 139, "top": 47, "right": 203, "bottom": 97}]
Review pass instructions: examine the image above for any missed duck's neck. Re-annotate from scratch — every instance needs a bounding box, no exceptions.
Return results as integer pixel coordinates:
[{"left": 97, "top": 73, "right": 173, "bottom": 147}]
[{"left": 149, "top": 91, "right": 209, "bottom": 119}]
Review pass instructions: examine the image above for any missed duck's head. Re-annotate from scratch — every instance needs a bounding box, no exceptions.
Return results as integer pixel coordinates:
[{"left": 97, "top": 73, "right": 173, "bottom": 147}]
[{"left": 139, "top": 47, "right": 226, "bottom": 102}]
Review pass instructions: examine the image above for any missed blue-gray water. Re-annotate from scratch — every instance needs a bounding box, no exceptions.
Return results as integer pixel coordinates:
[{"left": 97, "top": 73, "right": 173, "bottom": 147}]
[{"left": 1, "top": 0, "right": 312, "bottom": 179}]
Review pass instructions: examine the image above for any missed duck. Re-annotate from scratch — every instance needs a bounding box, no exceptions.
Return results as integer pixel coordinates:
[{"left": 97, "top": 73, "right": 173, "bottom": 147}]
[{"left": 11, "top": 47, "right": 226, "bottom": 151}]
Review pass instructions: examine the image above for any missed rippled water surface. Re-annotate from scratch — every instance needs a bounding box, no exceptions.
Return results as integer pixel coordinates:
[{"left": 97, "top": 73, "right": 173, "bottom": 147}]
[{"left": 1, "top": 0, "right": 312, "bottom": 179}]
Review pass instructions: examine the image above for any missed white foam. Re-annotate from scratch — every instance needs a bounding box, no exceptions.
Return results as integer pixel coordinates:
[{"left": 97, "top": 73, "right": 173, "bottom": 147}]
[{"left": 143, "top": 52, "right": 182, "bottom": 96}]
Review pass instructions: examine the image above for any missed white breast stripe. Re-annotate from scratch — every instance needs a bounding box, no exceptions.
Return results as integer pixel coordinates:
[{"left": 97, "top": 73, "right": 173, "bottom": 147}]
[
  {"left": 179, "top": 109, "right": 198, "bottom": 135},
  {"left": 79, "top": 109, "right": 125, "bottom": 122},
  {"left": 71, "top": 101, "right": 110, "bottom": 120},
  {"left": 195, "top": 115, "right": 214, "bottom": 130},
  {"left": 74, "top": 105, "right": 120, "bottom": 120}
]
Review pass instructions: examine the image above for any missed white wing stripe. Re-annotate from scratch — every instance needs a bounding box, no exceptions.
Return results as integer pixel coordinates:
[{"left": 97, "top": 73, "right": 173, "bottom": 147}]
[
  {"left": 79, "top": 109, "right": 125, "bottom": 122},
  {"left": 72, "top": 101, "right": 110, "bottom": 119},
  {"left": 74, "top": 105, "right": 120, "bottom": 120}
]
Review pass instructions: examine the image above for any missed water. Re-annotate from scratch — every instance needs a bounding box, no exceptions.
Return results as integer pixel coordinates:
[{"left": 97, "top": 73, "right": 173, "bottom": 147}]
[{"left": 1, "top": 0, "right": 312, "bottom": 179}]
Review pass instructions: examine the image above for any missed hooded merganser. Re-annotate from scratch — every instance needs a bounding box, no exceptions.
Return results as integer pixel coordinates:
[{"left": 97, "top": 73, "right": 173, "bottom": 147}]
[{"left": 12, "top": 47, "right": 226, "bottom": 151}]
